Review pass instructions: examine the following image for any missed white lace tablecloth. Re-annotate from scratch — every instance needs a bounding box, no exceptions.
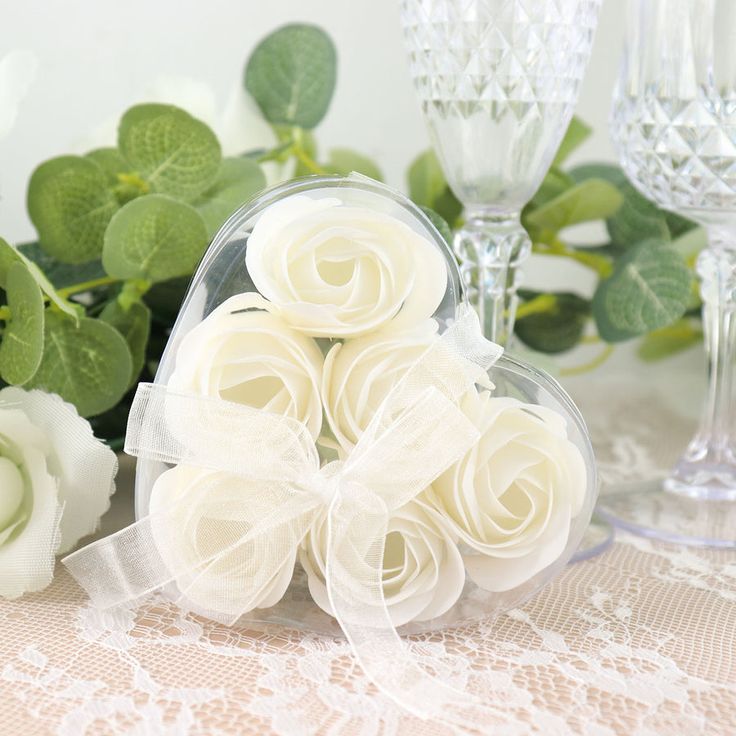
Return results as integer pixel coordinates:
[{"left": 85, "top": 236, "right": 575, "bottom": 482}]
[{"left": 1, "top": 372, "right": 735, "bottom": 735}]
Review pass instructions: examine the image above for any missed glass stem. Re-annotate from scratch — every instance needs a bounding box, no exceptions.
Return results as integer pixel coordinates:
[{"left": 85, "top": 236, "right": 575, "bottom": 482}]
[
  {"left": 667, "top": 233, "right": 736, "bottom": 500},
  {"left": 452, "top": 209, "right": 531, "bottom": 344}
]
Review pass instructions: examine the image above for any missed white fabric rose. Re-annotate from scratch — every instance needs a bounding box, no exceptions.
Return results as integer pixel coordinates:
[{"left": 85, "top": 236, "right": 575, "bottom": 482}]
[
  {"left": 245, "top": 195, "right": 448, "bottom": 337},
  {"left": 148, "top": 464, "right": 297, "bottom": 617},
  {"left": 299, "top": 497, "right": 464, "bottom": 627},
  {"left": 169, "top": 292, "right": 324, "bottom": 439},
  {"left": 427, "top": 392, "right": 587, "bottom": 592},
  {"left": 0, "top": 387, "right": 117, "bottom": 599}
]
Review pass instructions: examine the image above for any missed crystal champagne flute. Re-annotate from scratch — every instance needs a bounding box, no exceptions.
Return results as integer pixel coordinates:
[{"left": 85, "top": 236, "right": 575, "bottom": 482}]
[
  {"left": 603, "top": 0, "right": 736, "bottom": 546},
  {"left": 400, "top": 0, "right": 602, "bottom": 344}
]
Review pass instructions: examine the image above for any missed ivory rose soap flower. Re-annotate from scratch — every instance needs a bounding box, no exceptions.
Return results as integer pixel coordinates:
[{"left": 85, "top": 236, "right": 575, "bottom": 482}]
[
  {"left": 0, "top": 388, "right": 117, "bottom": 598},
  {"left": 169, "top": 292, "right": 324, "bottom": 438},
  {"left": 149, "top": 464, "right": 298, "bottom": 616},
  {"left": 322, "top": 320, "right": 441, "bottom": 450},
  {"left": 245, "top": 195, "right": 448, "bottom": 337},
  {"left": 428, "top": 392, "right": 587, "bottom": 591},
  {"left": 299, "top": 497, "right": 465, "bottom": 627}
]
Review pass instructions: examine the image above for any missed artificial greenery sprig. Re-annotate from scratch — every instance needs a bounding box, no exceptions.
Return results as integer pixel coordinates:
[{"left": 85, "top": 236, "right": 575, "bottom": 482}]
[{"left": 0, "top": 22, "right": 704, "bottom": 444}]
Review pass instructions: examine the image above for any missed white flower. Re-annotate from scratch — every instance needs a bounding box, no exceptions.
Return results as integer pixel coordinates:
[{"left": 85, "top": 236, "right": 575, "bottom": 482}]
[
  {"left": 322, "top": 320, "right": 441, "bottom": 450},
  {"left": 322, "top": 320, "right": 488, "bottom": 451},
  {"left": 427, "top": 392, "right": 587, "bottom": 592},
  {"left": 299, "top": 497, "right": 464, "bottom": 626},
  {"left": 0, "top": 387, "right": 117, "bottom": 599},
  {"left": 169, "top": 292, "right": 324, "bottom": 439},
  {"left": 148, "top": 464, "right": 297, "bottom": 616},
  {"left": 245, "top": 195, "right": 448, "bottom": 337}
]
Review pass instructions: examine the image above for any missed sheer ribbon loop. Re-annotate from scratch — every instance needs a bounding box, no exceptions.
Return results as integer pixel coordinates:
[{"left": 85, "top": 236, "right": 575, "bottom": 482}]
[{"left": 63, "top": 304, "right": 504, "bottom": 724}]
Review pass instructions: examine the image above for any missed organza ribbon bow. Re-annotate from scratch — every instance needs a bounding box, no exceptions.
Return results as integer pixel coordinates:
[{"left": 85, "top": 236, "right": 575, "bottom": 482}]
[{"left": 63, "top": 305, "right": 504, "bottom": 725}]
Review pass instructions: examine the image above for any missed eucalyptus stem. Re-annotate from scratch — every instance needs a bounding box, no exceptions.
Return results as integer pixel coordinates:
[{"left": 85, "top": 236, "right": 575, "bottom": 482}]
[
  {"left": 560, "top": 344, "right": 614, "bottom": 376},
  {"left": 515, "top": 293, "right": 557, "bottom": 320},
  {"left": 294, "top": 146, "right": 328, "bottom": 176},
  {"left": 535, "top": 237, "right": 613, "bottom": 278},
  {"left": 58, "top": 276, "right": 118, "bottom": 298}
]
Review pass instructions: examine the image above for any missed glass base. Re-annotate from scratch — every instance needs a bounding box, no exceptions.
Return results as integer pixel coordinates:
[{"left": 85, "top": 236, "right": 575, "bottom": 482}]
[
  {"left": 569, "top": 516, "right": 615, "bottom": 563},
  {"left": 597, "top": 482, "right": 736, "bottom": 548}
]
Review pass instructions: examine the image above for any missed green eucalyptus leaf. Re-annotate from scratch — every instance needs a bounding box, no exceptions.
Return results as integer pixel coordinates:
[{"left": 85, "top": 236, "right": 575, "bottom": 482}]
[
  {"left": 0, "top": 238, "right": 79, "bottom": 320},
  {"left": 606, "top": 180, "right": 670, "bottom": 247},
  {"left": 0, "top": 262, "right": 45, "bottom": 385},
  {"left": 593, "top": 240, "right": 692, "bottom": 342},
  {"left": 193, "top": 158, "right": 266, "bottom": 236},
  {"left": 526, "top": 178, "right": 623, "bottom": 233},
  {"left": 245, "top": 24, "right": 337, "bottom": 129},
  {"left": 118, "top": 104, "right": 221, "bottom": 199},
  {"left": 665, "top": 210, "right": 697, "bottom": 239},
  {"left": 18, "top": 242, "right": 106, "bottom": 289},
  {"left": 143, "top": 276, "right": 189, "bottom": 323},
  {"left": 100, "top": 299, "right": 151, "bottom": 386},
  {"left": 324, "top": 148, "right": 383, "bottom": 181},
  {"left": 638, "top": 319, "right": 703, "bottom": 361},
  {"left": 103, "top": 195, "right": 209, "bottom": 282},
  {"left": 408, "top": 149, "right": 446, "bottom": 208},
  {"left": 569, "top": 162, "right": 627, "bottom": 187},
  {"left": 419, "top": 206, "right": 452, "bottom": 246},
  {"left": 407, "top": 149, "right": 462, "bottom": 225},
  {"left": 28, "top": 313, "right": 132, "bottom": 417},
  {"left": 553, "top": 116, "right": 592, "bottom": 167},
  {"left": 86, "top": 147, "right": 129, "bottom": 185},
  {"left": 515, "top": 292, "right": 590, "bottom": 354},
  {"left": 0, "top": 237, "right": 18, "bottom": 287},
  {"left": 573, "top": 163, "right": 694, "bottom": 243},
  {"left": 527, "top": 167, "right": 576, "bottom": 211},
  {"left": 27, "top": 155, "right": 119, "bottom": 264}
]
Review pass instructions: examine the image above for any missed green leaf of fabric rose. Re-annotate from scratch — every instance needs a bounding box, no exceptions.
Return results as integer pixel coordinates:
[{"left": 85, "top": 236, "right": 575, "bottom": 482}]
[
  {"left": 27, "top": 156, "right": 119, "bottom": 264},
  {"left": 99, "top": 299, "right": 151, "bottom": 387},
  {"left": 0, "top": 238, "right": 79, "bottom": 321},
  {"left": 515, "top": 292, "right": 591, "bottom": 354},
  {"left": 525, "top": 179, "right": 623, "bottom": 233},
  {"left": 193, "top": 158, "right": 266, "bottom": 237},
  {"left": 0, "top": 262, "right": 45, "bottom": 385},
  {"left": 324, "top": 148, "right": 383, "bottom": 181},
  {"left": 593, "top": 240, "right": 692, "bottom": 342},
  {"left": 28, "top": 313, "right": 132, "bottom": 417},
  {"left": 245, "top": 24, "right": 337, "bottom": 129},
  {"left": 102, "top": 195, "right": 209, "bottom": 282},
  {"left": 118, "top": 104, "right": 221, "bottom": 199}
]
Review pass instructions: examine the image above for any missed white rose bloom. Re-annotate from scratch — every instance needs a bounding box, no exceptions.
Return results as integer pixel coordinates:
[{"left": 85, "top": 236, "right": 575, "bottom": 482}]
[
  {"left": 322, "top": 320, "right": 487, "bottom": 451},
  {"left": 428, "top": 392, "right": 587, "bottom": 592},
  {"left": 169, "top": 292, "right": 324, "bottom": 439},
  {"left": 322, "top": 320, "right": 441, "bottom": 451},
  {"left": 245, "top": 195, "right": 448, "bottom": 337},
  {"left": 0, "top": 388, "right": 117, "bottom": 599},
  {"left": 299, "top": 497, "right": 464, "bottom": 627},
  {"left": 149, "top": 464, "right": 298, "bottom": 616}
]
